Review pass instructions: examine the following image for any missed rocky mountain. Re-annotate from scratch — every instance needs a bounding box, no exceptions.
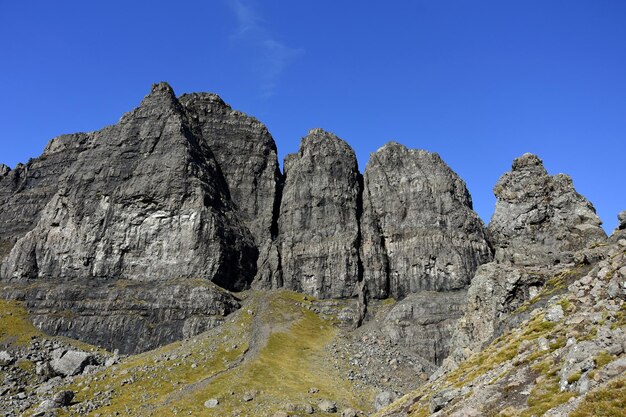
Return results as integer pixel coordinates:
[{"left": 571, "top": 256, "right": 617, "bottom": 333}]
[
  {"left": 0, "top": 83, "right": 623, "bottom": 416},
  {"left": 0, "top": 83, "right": 257, "bottom": 354}
]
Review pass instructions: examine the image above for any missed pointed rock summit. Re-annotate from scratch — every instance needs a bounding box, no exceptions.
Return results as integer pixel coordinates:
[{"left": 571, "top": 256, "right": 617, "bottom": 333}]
[
  {"left": 489, "top": 152, "right": 606, "bottom": 265},
  {"left": 277, "top": 128, "right": 361, "bottom": 298},
  {"left": 179, "top": 91, "right": 281, "bottom": 254},
  {"left": 0, "top": 83, "right": 257, "bottom": 353},
  {"left": 446, "top": 153, "right": 608, "bottom": 368}
]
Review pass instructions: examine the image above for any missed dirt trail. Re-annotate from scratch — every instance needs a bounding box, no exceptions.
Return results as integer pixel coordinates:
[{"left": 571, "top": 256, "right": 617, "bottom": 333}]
[{"left": 162, "top": 293, "right": 274, "bottom": 404}]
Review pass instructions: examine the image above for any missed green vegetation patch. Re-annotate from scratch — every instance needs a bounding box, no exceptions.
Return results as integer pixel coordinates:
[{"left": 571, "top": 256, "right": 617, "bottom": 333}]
[
  {"left": 594, "top": 351, "right": 616, "bottom": 368},
  {"left": 570, "top": 377, "right": 626, "bottom": 417},
  {"left": 48, "top": 291, "right": 373, "bottom": 417},
  {"left": 0, "top": 299, "right": 42, "bottom": 346}
]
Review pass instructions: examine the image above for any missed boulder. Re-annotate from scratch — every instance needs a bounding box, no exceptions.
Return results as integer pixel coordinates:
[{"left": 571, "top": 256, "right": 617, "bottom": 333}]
[
  {"left": 430, "top": 388, "right": 461, "bottom": 413},
  {"left": 50, "top": 351, "right": 94, "bottom": 377},
  {"left": 0, "top": 351, "right": 14, "bottom": 366},
  {"left": 319, "top": 399, "right": 338, "bottom": 413},
  {"left": 374, "top": 391, "right": 396, "bottom": 410},
  {"left": 204, "top": 398, "right": 219, "bottom": 408}
]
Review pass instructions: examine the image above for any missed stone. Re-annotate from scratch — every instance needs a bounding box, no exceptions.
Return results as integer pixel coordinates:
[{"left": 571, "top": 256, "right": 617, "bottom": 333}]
[
  {"left": 374, "top": 391, "right": 396, "bottom": 410},
  {"left": 52, "top": 390, "right": 74, "bottom": 406},
  {"left": 37, "top": 399, "right": 57, "bottom": 411},
  {"left": 361, "top": 142, "right": 492, "bottom": 299},
  {"left": 319, "top": 399, "right": 337, "bottom": 413},
  {"left": 36, "top": 361, "right": 56, "bottom": 379},
  {"left": 204, "top": 398, "right": 219, "bottom": 408},
  {"left": 277, "top": 129, "right": 361, "bottom": 298},
  {"left": 430, "top": 388, "right": 461, "bottom": 413},
  {"left": 50, "top": 351, "right": 93, "bottom": 377},
  {"left": 546, "top": 304, "right": 564, "bottom": 322},
  {"left": 341, "top": 408, "right": 357, "bottom": 417},
  {"left": 242, "top": 390, "right": 256, "bottom": 401},
  {"left": 0, "top": 351, "right": 14, "bottom": 366},
  {"left": 537, "top": 337, "right": 550, "bottom": 351}
]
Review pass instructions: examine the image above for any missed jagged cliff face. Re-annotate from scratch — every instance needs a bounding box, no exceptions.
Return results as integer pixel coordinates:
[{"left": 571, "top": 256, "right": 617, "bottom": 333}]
[
  {"left": 0, "top": 84, "right": 258, "bottom": 353},
  {"left": 277, "top": 129, "right": 362, "bottom": 299},
  {"left": 2, "top": 84, "right": 256, "bottom": 289},
  {"left": 0, "top": 83, "right": 612, "bottom": 371},
  {"left": 446, "top": 153, "right": 608, "bottom": 368},
  {"left": 0, "top": 133, "right": 90, "bottom": 261},
  {"left": 489, "top": 153, "right": 606, "bottom": 265},
  {"left": 361, "top": 143, "right": 492, "bottom": 299},
  {"left": 178, "top": 93, "right": 281, "bottom": 264}
]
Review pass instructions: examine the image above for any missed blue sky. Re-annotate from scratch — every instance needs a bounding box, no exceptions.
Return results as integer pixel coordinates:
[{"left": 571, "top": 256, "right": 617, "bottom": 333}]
[{"left": 1, "top": 1, "right": 625, "bottom": 231}]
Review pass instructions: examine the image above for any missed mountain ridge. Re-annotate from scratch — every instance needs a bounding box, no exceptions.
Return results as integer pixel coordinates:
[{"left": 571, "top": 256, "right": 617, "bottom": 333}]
[{"left": 0, "top": 82, "right": 622, "bottom": 417}]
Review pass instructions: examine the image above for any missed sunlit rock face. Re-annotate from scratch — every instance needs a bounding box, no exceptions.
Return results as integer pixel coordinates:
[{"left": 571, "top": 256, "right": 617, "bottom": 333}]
[
  {"left": 360, "top": 142, "right": 492, "bottom": 300},
  {"left": 277, "top": 128, "right": 362, "bottom": 299}
]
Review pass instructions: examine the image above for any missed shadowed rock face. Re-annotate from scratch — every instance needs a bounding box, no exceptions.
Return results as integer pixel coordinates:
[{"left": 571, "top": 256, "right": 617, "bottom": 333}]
[
  {"left": 489, "top": 153, "right": 606, "bottom": 265},
  {"left": 2, "top": 279, "right": 240, "bottom": 354},
  {"left": 382, "top": 290, "right": 468, "bottom": 365},
  {"left": 0, "top": 83, "right": 256, "bottom": 353},
  {"left": 277, "top": 129, "right": 362, "bottom": 299},
  {"left": 179, "top": 93, "right": 281, "bottom": 250},
  {"left": 361, "top": 142, "right": 492, "bottom": 299}
]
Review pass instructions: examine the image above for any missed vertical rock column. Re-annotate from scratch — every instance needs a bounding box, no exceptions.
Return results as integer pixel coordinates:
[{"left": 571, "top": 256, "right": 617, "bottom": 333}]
[
  {"left": 277, "top": 129, "right": 362, "bottom": 299},
  {"left": 179, "top": 93, "right": 282, "bottom": 287},
  {"left": 361, "top": 142, "right": 492, "bottom": 299}
]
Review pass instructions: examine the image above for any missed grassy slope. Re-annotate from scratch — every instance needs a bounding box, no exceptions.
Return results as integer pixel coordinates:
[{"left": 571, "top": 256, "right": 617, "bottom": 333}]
[
  {"left": 22, "top": 290, "right": 374, "bottom": 417},
  {"left": 0, "top": 299, "right": 43, "bottom": 346}
]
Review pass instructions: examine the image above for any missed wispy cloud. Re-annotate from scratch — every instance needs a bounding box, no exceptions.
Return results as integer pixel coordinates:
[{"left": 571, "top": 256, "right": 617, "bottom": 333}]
[{"left": 226, "top": 0, "right": 302, "bottom": 97}]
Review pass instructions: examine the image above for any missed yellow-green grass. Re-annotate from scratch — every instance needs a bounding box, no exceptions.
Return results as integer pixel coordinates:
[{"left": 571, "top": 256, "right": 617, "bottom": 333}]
[
  {"left": 40, "top": 291, "right": 373, "bottom": 417},
  {"left": 570, "top": 377, "right": 626, "bottom": 417},
  {"left": 163, "top": 291, "right": 374, "bottom": 416},
  {"left": 0, "top": 299, "right": 42, "bottom": 346},
  {"left": 373, "top": 313, "right": 563, "bottom": 417}
]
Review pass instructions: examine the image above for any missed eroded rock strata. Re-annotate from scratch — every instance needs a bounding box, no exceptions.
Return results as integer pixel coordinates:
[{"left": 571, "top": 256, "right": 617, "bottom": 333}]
[
  {"left": 446, "top": 153, "right": 607, "bottom": 369},
  {"left": 0, "top": 83, "right": 256, "bottom": 353},
  {"left": 361, "top": 143, "right": 492, "bottom": 300},
  {"left": 277, "top": 128, "right": 362, "bottom": 299},
  {"left": 0, "top": 83, "right": 611, "bottom": 373}
]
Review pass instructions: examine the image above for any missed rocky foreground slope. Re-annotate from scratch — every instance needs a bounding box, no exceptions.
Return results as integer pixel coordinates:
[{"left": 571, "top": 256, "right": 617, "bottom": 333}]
[
  {"left": 375, "top": 221, "right": 626, "bottom": 417},
  {"left": 0, "top": 83, "right": 623, "bottom": 416}
]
